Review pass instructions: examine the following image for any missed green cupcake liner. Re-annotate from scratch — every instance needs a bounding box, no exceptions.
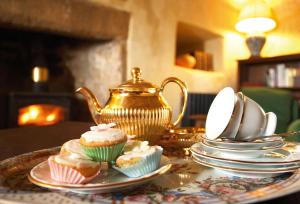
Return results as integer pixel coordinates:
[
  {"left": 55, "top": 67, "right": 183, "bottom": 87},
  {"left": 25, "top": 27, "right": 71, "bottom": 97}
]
[
  {"left": 113, "top": 148, "right": 163, "bottom": 178},
  {"left": 82, "top": 142, "right": 125, "bottom": 162}
]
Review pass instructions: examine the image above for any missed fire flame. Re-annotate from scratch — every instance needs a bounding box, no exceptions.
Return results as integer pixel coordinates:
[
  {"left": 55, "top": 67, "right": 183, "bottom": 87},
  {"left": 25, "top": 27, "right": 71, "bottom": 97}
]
[{"left": 18, "top": 104, "right": 65, "bottom": 126}]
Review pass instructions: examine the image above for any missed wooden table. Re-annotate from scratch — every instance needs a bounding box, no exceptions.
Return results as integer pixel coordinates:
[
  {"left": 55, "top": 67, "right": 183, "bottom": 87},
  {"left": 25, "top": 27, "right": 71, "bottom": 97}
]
[
  {"left": 0, "top": 121, "right": 92, "bottom": 161},
  {"left": 0, "top": 122, "right": 300, "bottom": 204}
]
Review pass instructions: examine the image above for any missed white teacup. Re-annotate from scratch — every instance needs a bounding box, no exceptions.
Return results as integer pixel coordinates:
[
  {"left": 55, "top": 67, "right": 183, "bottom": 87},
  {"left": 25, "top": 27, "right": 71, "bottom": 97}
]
[
  {"left": 205, "top": 87, "right": 277, "bottom": 141},
  {"left": 221, "top": 92, "right": 244, "bottom": 140},
  {"left": 206, "top": 87, "right": 243, "bottom": 140},
  {"left": 235, "top": 94, "right": 277, "bottom": 141}
]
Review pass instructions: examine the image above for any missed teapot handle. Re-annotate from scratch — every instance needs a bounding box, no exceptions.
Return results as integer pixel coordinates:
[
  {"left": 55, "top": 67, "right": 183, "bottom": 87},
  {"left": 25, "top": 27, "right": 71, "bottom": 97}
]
[{"left": 160, "top": 77, "right": 188, "bottom": 128}]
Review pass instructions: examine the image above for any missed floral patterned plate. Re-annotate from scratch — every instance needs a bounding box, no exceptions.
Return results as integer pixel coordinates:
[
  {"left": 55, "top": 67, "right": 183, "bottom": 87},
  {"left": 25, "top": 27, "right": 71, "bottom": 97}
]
[
  {"left": 29, "top": 156, "right": 171, "bottom": 194},
  {"left": 191, "top": 142, "right": 300, "bottom": 165},
  {"left": 191, "top": 149, "right": 299, "bottom": 170},
  {"left": 191, "top": 154, "right": 296, "bottom": 178},
  {"left": 2, "top": 147, "right": 300, "bottom": 204}
]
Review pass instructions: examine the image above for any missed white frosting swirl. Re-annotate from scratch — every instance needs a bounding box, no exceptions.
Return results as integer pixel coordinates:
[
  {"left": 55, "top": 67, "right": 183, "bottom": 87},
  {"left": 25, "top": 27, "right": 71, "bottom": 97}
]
[
  {"left": 123, "top": 141, "right": 150, "bottom": 153},
  {"left": 119, "top": 140, "right": 162, "bottom": 161},
  {"left": 51, "top": 155, "right": 99, "bottom": 168},
  {"left": 90, "top": 123, "right": 116, "bottom": 131},
  {"left": 61, "top": 139, "right": 90, "bottom": 160},
  {"left": 81, "top": 124, "right": 125, "bottom": 142}
]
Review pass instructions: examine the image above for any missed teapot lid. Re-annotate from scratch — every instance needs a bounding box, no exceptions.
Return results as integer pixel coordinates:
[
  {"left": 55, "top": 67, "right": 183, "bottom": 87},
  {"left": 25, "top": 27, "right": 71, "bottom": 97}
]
[{"left": 111, "top": 67, "right": 159, "bottom": 93}]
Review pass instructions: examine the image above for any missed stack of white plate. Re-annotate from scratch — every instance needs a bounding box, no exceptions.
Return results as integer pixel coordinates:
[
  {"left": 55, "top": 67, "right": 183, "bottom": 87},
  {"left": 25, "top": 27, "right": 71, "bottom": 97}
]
[
  {"left": 191, "top": 87, "right": 300, "bottom": 177},
  {"left": 190, "top": 137, "right": 300, "bottom": 177}
]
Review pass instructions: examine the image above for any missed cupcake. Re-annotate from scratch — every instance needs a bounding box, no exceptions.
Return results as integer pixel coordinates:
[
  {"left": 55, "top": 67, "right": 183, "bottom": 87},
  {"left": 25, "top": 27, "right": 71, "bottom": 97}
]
[
  {"left": 113, "top": 141, "right": 163, "bottom": 178},
  {"left": 48, "top": 139, "right": 100, "bottom": 184},
  {"left": 48, "top": 154, "right": 100, "bottom": 184},
  {"left": 80, "top": 123, "right": 127, "bottom": 162},
  {"left": 60, "top": 139, "right": 90, "bottom": 160}
]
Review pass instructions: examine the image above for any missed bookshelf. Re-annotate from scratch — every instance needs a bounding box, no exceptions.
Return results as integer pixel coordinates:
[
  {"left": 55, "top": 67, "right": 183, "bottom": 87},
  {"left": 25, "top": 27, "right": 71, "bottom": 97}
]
[{"left": 238, "top": 53, "right": 300, "bottom": 90}]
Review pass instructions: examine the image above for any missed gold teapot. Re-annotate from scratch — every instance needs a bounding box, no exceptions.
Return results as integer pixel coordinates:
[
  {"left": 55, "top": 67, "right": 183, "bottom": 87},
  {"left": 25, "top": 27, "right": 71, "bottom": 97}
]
[{"left": 76, "top": 67, "right": 188, "bottom": 144}]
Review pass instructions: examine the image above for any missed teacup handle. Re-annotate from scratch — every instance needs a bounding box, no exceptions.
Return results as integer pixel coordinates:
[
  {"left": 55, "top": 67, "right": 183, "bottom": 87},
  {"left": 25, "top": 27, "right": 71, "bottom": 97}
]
[
  {"left": 263, "top": 112, "right": 277, "bottom": 136},
  {"left": 160, "top": 77, "right": 188, "bottom": 128}
]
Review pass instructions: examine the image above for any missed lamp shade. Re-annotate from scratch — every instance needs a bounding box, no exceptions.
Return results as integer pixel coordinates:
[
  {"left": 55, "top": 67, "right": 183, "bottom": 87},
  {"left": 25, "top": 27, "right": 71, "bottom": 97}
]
[{"left": 235, "top": 0, "right": 276, "bottom": 34}]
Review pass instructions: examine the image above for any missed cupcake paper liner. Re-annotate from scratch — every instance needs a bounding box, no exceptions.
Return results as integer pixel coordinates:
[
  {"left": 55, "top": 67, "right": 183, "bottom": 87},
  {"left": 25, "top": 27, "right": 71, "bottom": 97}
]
[
  {"left": 48, "top": 158, "right": 99, "bottom": 184},
  {"left": 113, "top": 148, "right": 163, "bottom": 178},
  {"left": 82, "top": 142, "right": 126, "bottom": 162}
]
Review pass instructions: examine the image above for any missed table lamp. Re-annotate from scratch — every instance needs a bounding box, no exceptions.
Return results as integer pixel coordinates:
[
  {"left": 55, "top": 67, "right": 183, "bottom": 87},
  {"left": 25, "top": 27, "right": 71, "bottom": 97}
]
[{"left": 235, "top": 0, "right": 277, "bottom": 58}]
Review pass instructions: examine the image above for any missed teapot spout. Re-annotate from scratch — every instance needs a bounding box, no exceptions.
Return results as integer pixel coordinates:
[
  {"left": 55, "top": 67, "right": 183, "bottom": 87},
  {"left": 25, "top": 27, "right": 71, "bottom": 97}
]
[{"left": 76, "top": 87, "right": 102, "bottom": 124}]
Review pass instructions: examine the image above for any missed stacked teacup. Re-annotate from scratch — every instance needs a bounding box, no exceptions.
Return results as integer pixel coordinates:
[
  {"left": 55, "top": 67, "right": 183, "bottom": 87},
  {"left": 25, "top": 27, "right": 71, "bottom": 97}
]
[
  {"left": 205, "top": 87, "right": 277, "bottom": 141},
  {"left": 191, "top": 87, "right": 300, "bottom": 177}
]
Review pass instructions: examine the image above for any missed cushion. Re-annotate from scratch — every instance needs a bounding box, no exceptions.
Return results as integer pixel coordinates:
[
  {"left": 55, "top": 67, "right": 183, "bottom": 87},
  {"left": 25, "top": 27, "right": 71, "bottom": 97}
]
[{"left": 241, "top": 87, "right": 298, "bottom": 133}]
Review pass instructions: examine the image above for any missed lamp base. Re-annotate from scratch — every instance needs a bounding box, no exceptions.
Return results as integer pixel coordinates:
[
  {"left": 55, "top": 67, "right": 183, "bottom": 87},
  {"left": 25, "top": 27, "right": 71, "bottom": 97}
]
[{"left": 246, "top": 36, "right": 266, "bottom": 58}]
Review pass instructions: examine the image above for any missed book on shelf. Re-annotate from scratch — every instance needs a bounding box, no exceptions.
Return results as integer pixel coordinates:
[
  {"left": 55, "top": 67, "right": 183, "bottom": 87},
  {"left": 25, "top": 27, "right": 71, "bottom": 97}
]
[
  {"left": 194, "top": 51, "right": 213, "bottom": 71},
  {"left": 266, "top": 64, "right": 298, "bottom": 88}
]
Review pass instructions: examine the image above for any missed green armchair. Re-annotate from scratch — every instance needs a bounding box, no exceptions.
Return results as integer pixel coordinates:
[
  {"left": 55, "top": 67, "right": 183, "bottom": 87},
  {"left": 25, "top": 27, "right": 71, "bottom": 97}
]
[{"left": 241, "top": 87, "right": 300, "bottom": 141}]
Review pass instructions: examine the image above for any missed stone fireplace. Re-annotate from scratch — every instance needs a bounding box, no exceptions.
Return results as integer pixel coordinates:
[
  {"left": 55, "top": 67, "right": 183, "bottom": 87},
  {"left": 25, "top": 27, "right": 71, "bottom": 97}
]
[{"left": 0, "top": 0, "right": 130, "bottom": 128}]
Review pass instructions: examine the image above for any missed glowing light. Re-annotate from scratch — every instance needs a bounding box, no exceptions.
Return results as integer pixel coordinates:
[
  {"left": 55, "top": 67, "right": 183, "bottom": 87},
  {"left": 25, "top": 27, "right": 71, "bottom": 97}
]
[
  {"left": 29, "top": 106, "right": 39, "bottom": 119},
  {"left": 20, "top": 113, "right": 30, "bottom": 124},
  {"left": 18, "top": 104, "right": 65, "bottom": 126},
  {"left": 46, "top": 114, "right": 56, "bottom": 122},
  {"left": 236, "top": 17, "right": 276, "bottom": 33},
  {"left": 235, "top": 0, "right": 276, "bottom": 33}
]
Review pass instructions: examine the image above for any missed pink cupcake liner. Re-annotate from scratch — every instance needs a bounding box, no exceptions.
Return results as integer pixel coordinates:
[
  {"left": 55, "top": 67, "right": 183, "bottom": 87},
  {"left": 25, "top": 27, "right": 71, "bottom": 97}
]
[{"left": 48, "top": 157, "right": 99, "bottom": 184}]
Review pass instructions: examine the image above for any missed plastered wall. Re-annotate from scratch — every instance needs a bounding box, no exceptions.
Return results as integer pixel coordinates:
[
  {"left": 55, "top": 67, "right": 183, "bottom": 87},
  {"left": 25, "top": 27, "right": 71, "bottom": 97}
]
[{"left": 89, "top": 0, "right": 238, "bottom": 120}]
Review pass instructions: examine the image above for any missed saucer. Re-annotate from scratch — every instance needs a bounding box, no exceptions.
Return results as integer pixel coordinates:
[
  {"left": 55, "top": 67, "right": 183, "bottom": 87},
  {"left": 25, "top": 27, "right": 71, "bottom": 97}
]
[
  {"left": 191, "top": 155, "right": 295, "bottom": 178},
  {"left": 191, "top": 149, "right": 299, "bottom": 170},
  {"left": 202, "top": 135, "right": 284, "bottom": 150},
  {"left": 201, "top": 141, "right": 280, "bottom": 159},
  {"left": 191, "top": 142, "right": 300, "bottom": 165},
  {"left": 29, "top": 156, "right": 172, "bottom": 194}
]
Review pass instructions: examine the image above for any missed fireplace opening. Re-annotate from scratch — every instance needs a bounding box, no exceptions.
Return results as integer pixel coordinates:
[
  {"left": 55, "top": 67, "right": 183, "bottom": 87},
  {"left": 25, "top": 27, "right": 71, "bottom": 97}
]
[
  {"left": 0, "top": 1, "right": 129, "bottom": 129},
  {"left": 8, "top": 92, "right": 75, "bottom": 128},
  {"left": 18, "top": 104, "right": 65, "bottom": 126},
  {"left": 0, "top": 27, "right": 107, "bottom": 128},
  {"left": 14, "top": 67, "right": 67, "bottom": 127}
]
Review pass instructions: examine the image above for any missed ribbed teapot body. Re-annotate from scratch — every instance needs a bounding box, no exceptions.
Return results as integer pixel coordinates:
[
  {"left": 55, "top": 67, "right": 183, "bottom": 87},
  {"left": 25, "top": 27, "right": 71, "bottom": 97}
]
[
  {"left": 95, "top": 93, "right": 172, "bottom": 144},
  {"left": 77, "top": 67, "right": 188, "bottom": 145}
]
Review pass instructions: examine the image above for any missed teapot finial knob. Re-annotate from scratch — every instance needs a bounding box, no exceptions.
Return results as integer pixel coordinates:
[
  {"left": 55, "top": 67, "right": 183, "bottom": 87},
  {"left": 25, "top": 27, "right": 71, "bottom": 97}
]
[{"left": 132, "top": 67, "right": 142, "bottom": 83}]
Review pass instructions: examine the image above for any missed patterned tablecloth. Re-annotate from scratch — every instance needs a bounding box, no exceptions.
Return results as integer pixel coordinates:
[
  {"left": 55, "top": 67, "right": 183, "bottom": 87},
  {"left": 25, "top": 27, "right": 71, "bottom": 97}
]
[{"left": 1, "top": 147, "right": 300, "bottom": 204}]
